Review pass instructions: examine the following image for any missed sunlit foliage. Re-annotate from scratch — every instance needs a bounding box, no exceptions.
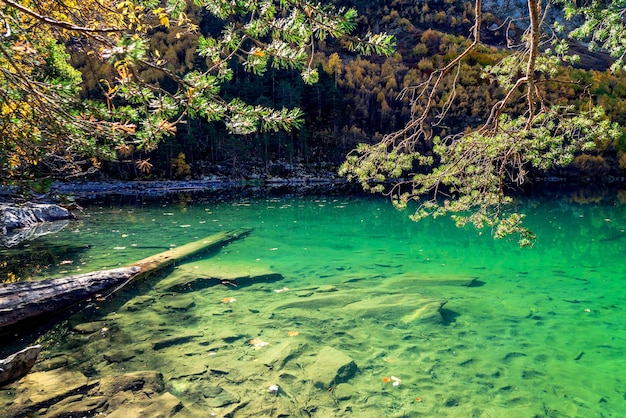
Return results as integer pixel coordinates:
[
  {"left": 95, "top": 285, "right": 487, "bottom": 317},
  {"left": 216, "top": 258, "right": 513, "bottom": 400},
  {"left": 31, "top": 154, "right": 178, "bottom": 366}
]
[
  {"left": 0, "top": 0, "right": 394, "bottom": 182},
  {"left": 340, "top": 0, "right": 624, "bottom": 245}
]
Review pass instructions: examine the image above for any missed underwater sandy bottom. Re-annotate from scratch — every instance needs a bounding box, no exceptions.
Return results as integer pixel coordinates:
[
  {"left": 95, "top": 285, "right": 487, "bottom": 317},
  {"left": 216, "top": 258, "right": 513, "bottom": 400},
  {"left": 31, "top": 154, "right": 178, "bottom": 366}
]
[
  {"left": 3, "top": 196, "right": 626, "bottom": 417},
  {"left": 28, "top": 244, "right": 626, "bottom": 416}
]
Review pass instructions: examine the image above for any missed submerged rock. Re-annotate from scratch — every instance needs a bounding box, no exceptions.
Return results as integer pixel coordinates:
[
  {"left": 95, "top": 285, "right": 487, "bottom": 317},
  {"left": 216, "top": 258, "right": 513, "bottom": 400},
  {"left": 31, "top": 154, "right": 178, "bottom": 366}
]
[
  {"left": 0, "top": 345, "right": 42, "bottom": 387},
  {"left": 343, "top": 293, "right": 447, "bottom": 325},
  {"left": 103, "top": 350, "right": 137, "bottom": 364},
  {"left": 72, "top": 321, "right": 109, "bottom": 334},
  {"left": 305, "top": 346, "right": 358, "bottom": 389},
  {"left": 99, "top": 371, "right": 165, "bottom": 395},
  {"left": 105, "top": 392, "right": 183, "bottom": 418},
  {"left": 45, "top": 395, "right": 108, "bottom": 418},
  {"left": 10, "top": 368, "right": 92, "bottom": 408},
  {"left": 155, "top": 261, "right": 284, "bottom": 292},
  {"left": 152, "top": 333, "right": 202, "bottom": 350},
  {"left": 202, "top": 386, "right": 240, "bottom": 408}
]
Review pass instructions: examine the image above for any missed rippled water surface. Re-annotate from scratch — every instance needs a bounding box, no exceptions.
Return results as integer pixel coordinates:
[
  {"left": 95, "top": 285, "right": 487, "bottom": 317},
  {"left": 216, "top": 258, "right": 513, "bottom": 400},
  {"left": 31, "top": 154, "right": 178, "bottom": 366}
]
[{"left": 3, "top": 190, "right": 626, "bottom": 417}]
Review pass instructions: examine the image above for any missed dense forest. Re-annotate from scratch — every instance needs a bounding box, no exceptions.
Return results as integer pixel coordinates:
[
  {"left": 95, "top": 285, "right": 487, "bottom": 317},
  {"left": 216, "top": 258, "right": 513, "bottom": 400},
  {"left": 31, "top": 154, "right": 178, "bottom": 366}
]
[{"left": 60, "top": 0, "right": 626, "bottom": 182}]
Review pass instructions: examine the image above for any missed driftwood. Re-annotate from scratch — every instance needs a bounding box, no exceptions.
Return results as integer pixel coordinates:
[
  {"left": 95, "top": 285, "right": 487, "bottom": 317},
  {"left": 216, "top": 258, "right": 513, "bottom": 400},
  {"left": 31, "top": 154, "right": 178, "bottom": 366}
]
[
  {"left": 0, "top": 228, "right": 251, "bottom": 331},
  {"left": 0, "top": 228, "right": 250, "bottom": 387},
  {"left": 0, "top": 267, "right": 140, "bottom": 330}
]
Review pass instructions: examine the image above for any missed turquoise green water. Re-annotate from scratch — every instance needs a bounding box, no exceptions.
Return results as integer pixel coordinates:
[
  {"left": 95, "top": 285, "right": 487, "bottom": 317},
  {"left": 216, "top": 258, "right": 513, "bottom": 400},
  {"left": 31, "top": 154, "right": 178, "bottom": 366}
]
[{"left": 4, "top": 192, "right": 626, "bottom": 417}]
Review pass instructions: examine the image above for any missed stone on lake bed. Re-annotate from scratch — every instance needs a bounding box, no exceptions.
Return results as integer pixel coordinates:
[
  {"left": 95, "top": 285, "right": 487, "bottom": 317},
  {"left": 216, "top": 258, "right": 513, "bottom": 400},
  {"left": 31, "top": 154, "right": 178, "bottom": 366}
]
[
  {"left": 277, "top": 294, "right": 360, "bottom": 310},
  {"left": 0, "top": 345, "right": 42, "bottom": 387},
  {"left": 45, "top": 395, "right": 108, "bottom": 417},
  {"left": 120, "top": 295, "right": 156, "bottom": 312},
  {"left": 158, "top": 294, "right": 196, "bottom": 312},
  {"left": 105, "top": 392, "right": 183, "bottom": 418},
  {"left": 169, "top": 361, "right": 208, "bottom": 379},
  {"left": 99, "top": 371, "right": 165, "bottom": 395},
  {"left": 11, "top": 368, "right": 91, "bottom": 406},
  {"left": 254, "top": 339, "right": 306, "bottom": 370},
  {"left": 72, "top": 321, "right": 108, "bottom": 334},
  {"left": 333, "top": 383, "right": 355, "bottom": 400},
  {"left": 383, "top": 273, "right": 481, "bottom": 288},
  {"left": 155, "top": 261, "right": 283, "bottom": 292},
  {"left": 35, "top": 354, "right": 71, "bottom": 371},
  {"left": 152, "top": 333, "right": 203, "bottom": 350},
  {"left": 202, "top": 386, "right": 240, "bottom": 407},
  {"left": 342, "top": 293, "right": 446, "bottom": 324},
  {"left": 103, "top": 350, "right": 137, "bottom": 363},
  {"left": 305, "top": 346, "right": 357, "bottom": 389}
]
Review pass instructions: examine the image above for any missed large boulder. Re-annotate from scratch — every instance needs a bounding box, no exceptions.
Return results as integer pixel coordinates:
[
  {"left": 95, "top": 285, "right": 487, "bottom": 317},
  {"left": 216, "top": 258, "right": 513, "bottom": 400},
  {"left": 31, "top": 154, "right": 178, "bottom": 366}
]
[
  {"left": 0, "top": 203, "right": 74, "bottom": 231},
  {"left": 0, "top": 203, "right": 75, "bottom": 247},
  {"left": 0, "top": 345, "right": 42, "bottom": 387}
]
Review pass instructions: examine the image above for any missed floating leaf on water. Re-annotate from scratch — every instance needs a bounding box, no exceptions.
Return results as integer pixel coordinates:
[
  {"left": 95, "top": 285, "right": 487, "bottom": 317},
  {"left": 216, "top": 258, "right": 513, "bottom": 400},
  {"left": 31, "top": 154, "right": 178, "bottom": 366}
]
[{"left": 249, "top": 338, "right": 269, "bottom": 349}]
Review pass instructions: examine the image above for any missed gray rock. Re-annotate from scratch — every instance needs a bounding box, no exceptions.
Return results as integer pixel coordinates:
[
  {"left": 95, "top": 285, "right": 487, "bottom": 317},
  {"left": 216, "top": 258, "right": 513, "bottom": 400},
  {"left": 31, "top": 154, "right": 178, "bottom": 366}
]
[
  {"left": 333, "top": 383, "right": 355, "bottom": 401},
  {"left": 11, "top": 368, "right": 91, "bottom": 406},
  {"left": 72, "top": 321, "right": 108, "bottom": 334},
  {"left": 0, "top": 345, "right": 42, "bottom": 387},
  {"left": 103, "top": 350, "right": 136, "bottom": 364},
  {"left": 99, "top": 371, "right": 165, "bottom": 395},
  {"left": 255, "top": 340, "right": 306, "bottom": 370},
  {"left": 105, "top": 392, "right": 184, "bottom": 418},
  {"left": 0, "top": 203, "right": 75, "bottom": 247},
  {"left": 305, "top": 346, "right": 358, "bottom": 389},
  {"left": 203, "top": 386, "right": 240, "bottom": 407},
  {"left": 0, "top": 203, "right": 74, "bottom": 232},
  {"left": 152, "top": 333, "right": 202, "bottom": 350},
  {"left": 45, "top": 395, "right": 107, "bottom": 418},
  {"left": 35, "top": 355, "right": 71, "bottom": 372}
]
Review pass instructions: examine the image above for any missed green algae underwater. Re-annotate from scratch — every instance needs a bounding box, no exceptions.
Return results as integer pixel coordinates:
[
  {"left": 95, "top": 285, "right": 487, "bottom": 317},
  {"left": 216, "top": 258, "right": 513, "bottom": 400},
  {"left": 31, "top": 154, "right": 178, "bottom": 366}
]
[{"left": 2, "top": 190, "right": 626, "bottom": 417}]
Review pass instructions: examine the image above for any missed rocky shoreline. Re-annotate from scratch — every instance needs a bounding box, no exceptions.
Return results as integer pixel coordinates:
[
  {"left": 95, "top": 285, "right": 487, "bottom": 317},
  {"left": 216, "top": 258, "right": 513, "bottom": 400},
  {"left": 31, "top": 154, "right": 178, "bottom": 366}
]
[
  {"left": 47, "top": 177, "right": 350, "bottom": 198},
  {"left": 0, "top": 203, "right": 75, "bottom": 247}
]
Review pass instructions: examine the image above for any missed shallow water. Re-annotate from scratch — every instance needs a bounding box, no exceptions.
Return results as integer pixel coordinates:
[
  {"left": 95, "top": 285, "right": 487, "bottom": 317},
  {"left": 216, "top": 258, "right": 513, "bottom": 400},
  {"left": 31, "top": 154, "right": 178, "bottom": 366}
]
[{"left": 2, "top": 191, "right": 626, "bottom": 417}]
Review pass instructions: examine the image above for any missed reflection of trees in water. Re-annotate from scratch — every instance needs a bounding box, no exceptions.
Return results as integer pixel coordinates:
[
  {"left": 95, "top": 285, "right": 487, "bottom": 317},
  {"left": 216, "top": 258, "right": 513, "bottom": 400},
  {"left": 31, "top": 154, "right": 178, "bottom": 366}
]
[
  {"left": 0, "top": 240, "right": 90, "bottom": 283},
  {"left": 570, "top": 184, "right": 609, "bottom": 204}
]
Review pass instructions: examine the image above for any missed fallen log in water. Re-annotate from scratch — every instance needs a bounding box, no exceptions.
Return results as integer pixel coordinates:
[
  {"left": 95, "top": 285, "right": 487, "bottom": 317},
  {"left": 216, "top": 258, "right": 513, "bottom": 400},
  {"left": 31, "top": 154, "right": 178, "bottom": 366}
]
[
  {"left": 0, "top": 228, "right": 251, "bottom": 386},
  {"left": 0, "top": 228, "right": 251, "bottom": 331}
]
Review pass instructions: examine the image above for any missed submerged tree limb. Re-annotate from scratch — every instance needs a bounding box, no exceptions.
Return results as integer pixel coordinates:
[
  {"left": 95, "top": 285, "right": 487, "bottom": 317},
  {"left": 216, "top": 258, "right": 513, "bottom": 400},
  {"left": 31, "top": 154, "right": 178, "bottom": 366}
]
[{"left": 0, "top": 228, "right": 251, "bottom": 331}]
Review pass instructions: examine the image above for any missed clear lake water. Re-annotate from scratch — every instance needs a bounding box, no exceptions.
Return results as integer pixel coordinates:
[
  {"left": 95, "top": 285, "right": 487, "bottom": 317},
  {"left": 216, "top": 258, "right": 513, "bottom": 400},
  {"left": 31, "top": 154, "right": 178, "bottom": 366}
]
[{"left": 1, "top": 188, "right": 626, "bottom": 417}]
